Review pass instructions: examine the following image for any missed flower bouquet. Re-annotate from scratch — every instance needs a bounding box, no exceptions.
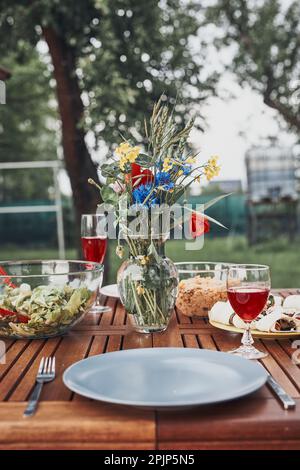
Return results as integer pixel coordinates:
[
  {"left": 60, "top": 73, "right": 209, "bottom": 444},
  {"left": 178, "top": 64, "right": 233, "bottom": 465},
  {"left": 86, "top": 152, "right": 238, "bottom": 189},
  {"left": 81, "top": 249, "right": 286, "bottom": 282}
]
[{"left": 90, "top": 97, "right": 226, "bottom": 333}]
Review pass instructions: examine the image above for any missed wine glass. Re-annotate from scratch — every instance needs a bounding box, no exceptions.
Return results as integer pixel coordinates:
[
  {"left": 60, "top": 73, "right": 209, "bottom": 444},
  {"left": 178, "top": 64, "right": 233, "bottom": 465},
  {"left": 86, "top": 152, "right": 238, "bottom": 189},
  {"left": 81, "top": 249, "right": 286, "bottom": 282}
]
[
  {"left": 81, "top": 214, "right": 111, "bottom": 314},
  {"left": 227, "top": 264, "right": 271, "bottom": 360}
]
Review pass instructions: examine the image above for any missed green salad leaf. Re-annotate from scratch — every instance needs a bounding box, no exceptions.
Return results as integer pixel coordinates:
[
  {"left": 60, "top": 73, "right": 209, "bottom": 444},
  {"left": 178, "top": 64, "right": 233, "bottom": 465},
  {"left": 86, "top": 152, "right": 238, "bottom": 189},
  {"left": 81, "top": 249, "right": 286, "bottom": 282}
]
[{"left": 0, "top": 284, "right": 94, "bottom": 338}]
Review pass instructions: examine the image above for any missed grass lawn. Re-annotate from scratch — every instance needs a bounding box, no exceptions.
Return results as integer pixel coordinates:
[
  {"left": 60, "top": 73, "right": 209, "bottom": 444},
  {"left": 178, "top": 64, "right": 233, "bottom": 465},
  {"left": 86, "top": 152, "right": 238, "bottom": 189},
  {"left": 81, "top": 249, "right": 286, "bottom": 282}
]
[{"left": 0, "top": 236, "right": 299, "bottom": 288}]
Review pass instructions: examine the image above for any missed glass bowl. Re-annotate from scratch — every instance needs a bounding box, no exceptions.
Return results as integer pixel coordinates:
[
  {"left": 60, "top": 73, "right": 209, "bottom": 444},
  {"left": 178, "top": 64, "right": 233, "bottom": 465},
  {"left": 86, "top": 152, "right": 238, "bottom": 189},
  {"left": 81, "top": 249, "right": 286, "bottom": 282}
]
[
  {"left": 175, "top": 262, "right": 230, "bottom": 317},
  {"left": 0, "top": 260, "right": 103, "bottom": 339}
]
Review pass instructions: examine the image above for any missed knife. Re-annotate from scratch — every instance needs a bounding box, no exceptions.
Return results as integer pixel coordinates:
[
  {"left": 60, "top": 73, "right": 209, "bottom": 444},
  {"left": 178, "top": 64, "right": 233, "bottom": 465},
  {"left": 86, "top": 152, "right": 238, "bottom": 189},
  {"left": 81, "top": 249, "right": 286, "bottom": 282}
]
[{"left": 260, "top": 364, "right": 296, "bottom": 410}]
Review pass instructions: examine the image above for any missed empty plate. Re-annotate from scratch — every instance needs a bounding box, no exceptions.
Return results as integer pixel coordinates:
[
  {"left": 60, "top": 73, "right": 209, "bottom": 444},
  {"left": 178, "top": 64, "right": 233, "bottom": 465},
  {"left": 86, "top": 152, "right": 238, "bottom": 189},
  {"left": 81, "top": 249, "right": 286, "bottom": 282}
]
[
  {"left": 100, "top": 284, "right": 119, "bottom": 298},
  {"left": 63, "top": 348, "right": 267, "bottom": 408}
]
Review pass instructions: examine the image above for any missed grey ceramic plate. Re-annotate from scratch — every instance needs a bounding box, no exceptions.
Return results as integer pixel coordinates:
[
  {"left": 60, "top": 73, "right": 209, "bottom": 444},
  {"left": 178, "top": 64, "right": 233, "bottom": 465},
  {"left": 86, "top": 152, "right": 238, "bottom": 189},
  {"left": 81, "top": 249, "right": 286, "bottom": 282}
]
[{"left": 63, "top": 348, "right": 267, "bottom": 408}]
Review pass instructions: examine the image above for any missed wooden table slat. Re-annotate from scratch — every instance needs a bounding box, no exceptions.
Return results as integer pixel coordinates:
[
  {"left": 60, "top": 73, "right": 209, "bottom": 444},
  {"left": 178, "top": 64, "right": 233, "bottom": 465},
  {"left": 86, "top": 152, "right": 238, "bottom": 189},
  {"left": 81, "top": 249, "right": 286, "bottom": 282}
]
[
  {"left": 0, "top": 340, "right": 46, "bottom": 401},
  {"left": 9, "top": 337, "right": 61, "bottom": 402},
  {"left": 0, "top": 340, "right": 30, "bottom": 381},
  {"left": 41, "top": 335, "right": 93, "bottom": 401}
]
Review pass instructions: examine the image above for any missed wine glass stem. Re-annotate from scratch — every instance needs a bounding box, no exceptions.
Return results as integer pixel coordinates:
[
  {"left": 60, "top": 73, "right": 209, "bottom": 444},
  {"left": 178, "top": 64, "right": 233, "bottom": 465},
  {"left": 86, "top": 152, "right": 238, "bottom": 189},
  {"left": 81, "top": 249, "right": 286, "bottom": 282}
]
[{"left": 242, "top": 323, "right": 254, "bottom": 347}]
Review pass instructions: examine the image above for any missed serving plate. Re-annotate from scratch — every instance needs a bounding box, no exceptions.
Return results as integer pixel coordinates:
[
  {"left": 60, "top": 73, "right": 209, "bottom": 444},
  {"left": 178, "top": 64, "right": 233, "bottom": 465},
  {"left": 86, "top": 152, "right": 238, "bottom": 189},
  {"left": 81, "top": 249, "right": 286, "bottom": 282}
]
[
  {"left": 63, "top": 347, "right": 267, "bottom": 408},
  {"left": 209, "top": 319, "right": 300, "bottom": 339},
  {"left": 100, "top": 284, "right": 119, "bottom": 298}
]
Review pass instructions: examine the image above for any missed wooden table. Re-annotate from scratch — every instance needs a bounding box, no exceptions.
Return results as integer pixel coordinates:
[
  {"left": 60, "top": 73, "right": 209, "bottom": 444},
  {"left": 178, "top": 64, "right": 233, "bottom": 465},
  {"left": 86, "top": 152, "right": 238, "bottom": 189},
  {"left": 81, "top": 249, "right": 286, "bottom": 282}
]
[{"left": 1, "top": 289, "right": 300, "bottom": 450}]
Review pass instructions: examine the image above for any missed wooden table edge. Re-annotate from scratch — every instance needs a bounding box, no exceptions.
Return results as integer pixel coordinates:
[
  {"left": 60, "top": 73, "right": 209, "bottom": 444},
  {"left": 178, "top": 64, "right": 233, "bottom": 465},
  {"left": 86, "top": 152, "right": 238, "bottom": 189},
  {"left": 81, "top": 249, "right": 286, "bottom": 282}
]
[
  {"left": 0, "top": 401, "right": 156, "bottom": 449},
  {"left": 1, "top": 398, "right": 300, "bottom": 450}
]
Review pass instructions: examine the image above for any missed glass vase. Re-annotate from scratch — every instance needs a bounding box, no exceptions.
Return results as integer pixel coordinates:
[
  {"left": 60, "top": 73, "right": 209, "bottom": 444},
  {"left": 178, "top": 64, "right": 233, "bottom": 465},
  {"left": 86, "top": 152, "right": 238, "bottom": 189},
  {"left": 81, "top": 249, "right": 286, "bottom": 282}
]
[{"left": 117, "top": 237, "right": 178, "bottom": 333}]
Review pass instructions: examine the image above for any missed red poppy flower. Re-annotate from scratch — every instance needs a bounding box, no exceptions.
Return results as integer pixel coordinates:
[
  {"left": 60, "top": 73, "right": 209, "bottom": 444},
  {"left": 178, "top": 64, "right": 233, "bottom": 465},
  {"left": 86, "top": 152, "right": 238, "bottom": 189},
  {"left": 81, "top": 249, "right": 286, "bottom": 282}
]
[
  {"left": 126, "top": 163, "right": 154, "bottom": 187},
  {"left": 189, "top": 212, "right": 210, "bottom": 238}
]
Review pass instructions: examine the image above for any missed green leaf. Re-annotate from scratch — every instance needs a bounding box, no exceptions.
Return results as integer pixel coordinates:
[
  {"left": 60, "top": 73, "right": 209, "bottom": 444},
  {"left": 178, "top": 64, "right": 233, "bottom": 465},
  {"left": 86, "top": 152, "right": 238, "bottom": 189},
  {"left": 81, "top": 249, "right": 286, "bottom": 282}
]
[
  {"left": 201, "top": 212, "right": 228, "bottom": 229},
  {"left": 100, "top": 163, "right": 119, "bottom": 178},
  {"left": 100, "top": 186, "right": 118, "bottom": 205},
  {"left": 170, "top": 186, "right": 185, "bottom": 203},
  {"left": 147, "top": 240, "right": 162, "bottom": 264},
  {"left": 183, "top": 206, "right": 228, "bottom": 229},
  {"left": 106, "top": 177, "right": 115, "bottom": 185},
  {"left": 203, "top": 192, "right": 233, "bottom": 211},
  {"left": 135, "top": 154, "right": 153, "bottom": 168}
]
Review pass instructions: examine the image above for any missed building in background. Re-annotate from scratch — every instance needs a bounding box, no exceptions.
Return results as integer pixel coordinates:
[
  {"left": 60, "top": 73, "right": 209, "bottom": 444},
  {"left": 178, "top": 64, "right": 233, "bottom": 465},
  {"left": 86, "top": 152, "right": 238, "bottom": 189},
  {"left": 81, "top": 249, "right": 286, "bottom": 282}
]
[
  {"left": 245, "top": 145, "right": 299, "bottom": 244},
  {"left": 246, "top": 146, "right": 298, "bottom": 202}
]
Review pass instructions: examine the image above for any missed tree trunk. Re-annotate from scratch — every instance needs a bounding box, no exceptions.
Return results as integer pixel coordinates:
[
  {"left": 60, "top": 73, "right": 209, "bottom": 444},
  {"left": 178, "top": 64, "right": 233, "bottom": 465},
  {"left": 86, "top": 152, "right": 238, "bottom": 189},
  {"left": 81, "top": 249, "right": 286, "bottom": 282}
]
[{"left": 42, "top": 26, "right": 100, "bottom": 249}]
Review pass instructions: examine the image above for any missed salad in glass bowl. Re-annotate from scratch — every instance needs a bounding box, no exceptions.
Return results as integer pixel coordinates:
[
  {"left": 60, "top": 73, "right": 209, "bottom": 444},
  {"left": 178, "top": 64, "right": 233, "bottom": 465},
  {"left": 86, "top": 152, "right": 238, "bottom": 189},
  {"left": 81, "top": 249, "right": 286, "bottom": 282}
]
[{"left": 0, "top": 260, "right": 103, "bottom": 339}]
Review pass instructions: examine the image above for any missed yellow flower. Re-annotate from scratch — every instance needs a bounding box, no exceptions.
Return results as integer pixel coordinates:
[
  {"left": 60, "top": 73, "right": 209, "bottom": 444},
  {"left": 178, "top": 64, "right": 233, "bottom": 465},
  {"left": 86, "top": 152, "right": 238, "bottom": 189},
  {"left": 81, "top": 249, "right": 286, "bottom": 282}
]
[
  {"left": 115, "top": 142, "right": 141, "bottom": 170},
  {"left": 204, "top": 155, "right": 221, "bottom": 181},
  {"left": 116, "top": 245, "right": 124, "bottom": 259},
  {"left": 119, "top": 157, "right": 127, "bottom": 171},
  {"left": 115, "top": 142, "right": 131, "bottom": 157},
  {"left": 136, "top": 284, "right": 145, "bottom": 296},
  {"left": 162, "top": 157, "right": 173, "bottom": 172},
  {"left": 204, "top": 167, "right": 217, "bottom": 181},
  {"left": 139, "top": 256, "right": 150, "bottom": 266},
  {"left": 209, "top": 155, "right": 219, "bottom": 167},
  {"left": 186, "top": 156, "right": 196, "bottom": 164},
  {"left": 178, "top": 169, "right": 183, "bottom": 176},
  {"left": 127, "top": 148, "right": 140, "bottom": 162}
]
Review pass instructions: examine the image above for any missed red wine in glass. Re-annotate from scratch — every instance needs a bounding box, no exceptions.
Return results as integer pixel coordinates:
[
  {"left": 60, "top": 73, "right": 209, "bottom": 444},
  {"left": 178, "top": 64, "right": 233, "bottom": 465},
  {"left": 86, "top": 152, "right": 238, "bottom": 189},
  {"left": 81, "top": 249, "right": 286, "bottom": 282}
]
[
  {"left": 81, "top": 237, "right": 107, "bottom": 264},
  {"left": 227, "top": 287, "right": 270, "bottom": 323},
  {"left": 226, "top": 264, "right": 271, "bottom": 360},
  {"left": 81, "top": 214, "right": 111, "bottom": 314}
]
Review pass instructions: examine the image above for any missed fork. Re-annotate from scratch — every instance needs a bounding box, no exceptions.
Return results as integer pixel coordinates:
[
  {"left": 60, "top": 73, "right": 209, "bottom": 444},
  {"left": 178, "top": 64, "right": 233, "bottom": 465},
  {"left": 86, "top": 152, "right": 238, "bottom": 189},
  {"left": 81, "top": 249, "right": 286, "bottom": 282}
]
[{"left": 23, "top": 357, "right": 56, "bottom": 417}]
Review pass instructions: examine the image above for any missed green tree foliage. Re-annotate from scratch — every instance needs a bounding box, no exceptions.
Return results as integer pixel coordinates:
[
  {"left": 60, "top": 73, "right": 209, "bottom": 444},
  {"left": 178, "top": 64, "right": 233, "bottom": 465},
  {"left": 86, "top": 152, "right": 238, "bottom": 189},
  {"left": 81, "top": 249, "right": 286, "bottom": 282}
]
[
  {"left": 0, "top": 44, "right": 58, "bottom": 202},
  {"left": 82, "top": 0, "right": 217, "bottom": 147},
  {"left": 206, "top": 0, "right": 300, "bottom": 134},
  {"left": 0, "top": 0, "right": 217, "bottom": 243}
]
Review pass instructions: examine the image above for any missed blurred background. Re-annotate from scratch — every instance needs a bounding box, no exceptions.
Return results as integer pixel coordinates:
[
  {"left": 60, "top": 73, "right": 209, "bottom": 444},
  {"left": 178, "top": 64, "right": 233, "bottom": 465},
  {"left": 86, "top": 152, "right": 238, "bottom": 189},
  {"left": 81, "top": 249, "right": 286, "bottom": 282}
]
[{"left": 0, "top": 0, "right": 299, "bottom": 287}]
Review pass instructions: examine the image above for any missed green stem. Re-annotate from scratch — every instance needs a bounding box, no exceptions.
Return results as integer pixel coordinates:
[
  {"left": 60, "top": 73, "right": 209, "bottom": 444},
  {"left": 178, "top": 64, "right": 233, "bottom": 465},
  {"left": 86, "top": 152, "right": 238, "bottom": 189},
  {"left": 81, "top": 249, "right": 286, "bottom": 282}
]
[
  {"left": 130, "top": 282, "right": 144, "bottom": 320},
  {"left": 141, "top": 291, "right": 157, "bottom": 323},
  {"left": 143, "top": 288, "right": 166, "bottom": 321}
]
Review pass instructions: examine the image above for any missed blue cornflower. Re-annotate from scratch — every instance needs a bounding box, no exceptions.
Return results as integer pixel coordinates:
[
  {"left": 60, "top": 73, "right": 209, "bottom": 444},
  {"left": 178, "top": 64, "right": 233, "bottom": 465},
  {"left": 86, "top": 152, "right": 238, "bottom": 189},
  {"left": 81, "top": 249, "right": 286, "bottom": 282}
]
[
  {"left": 155, "top": 171, "right": 170, "bottom": 186},
  {"left": 183, "top": 164, "right": 192, "bottom": 176},
  {"left": 132, "top": 183, "right": 157, "bottom": 207},
  {"left": 155, "top": 172, "right": 175, "bottom": 191}
]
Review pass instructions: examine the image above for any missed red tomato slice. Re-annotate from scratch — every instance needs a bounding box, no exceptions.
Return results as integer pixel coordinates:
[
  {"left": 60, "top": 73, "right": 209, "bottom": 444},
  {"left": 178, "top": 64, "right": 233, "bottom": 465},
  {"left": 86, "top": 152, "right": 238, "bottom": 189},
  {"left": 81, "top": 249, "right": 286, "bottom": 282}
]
[
  {"left": 0, "top": 307, "right": 16, "bottom": 317},
  {"left": 17, "top": 314, "right": 29, "bottom": 324}
]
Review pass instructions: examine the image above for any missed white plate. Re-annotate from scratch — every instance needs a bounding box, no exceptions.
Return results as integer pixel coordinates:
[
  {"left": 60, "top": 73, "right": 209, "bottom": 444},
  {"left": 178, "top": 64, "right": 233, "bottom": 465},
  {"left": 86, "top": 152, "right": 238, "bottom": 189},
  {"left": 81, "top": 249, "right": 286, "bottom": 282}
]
[
  {"left": 100, "top": 284, "right": 119, "bottom": 298},
  {"left": 63, "top": 348, "right": 267, "bottom": 408},
  {"left": 209, "top": 319, "right": 300, "bottom": 339}
]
